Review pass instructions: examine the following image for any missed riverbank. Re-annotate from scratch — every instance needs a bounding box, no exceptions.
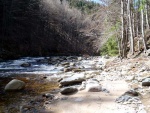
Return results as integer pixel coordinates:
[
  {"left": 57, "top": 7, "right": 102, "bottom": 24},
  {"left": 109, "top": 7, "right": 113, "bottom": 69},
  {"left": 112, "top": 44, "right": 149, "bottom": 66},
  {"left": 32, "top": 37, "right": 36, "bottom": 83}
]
[{"left": 0, "top": 55, "right": 149, "bottom": 113}]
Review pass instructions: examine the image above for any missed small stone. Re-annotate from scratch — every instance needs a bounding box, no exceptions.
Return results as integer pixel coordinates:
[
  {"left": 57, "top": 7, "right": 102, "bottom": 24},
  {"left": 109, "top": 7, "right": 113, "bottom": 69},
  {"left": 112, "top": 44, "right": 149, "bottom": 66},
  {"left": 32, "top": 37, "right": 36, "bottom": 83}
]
[
  {"left": 44, "top": 101, "right": 51, "bottom": 105},
  {"left": 42, "top": 93, "right": 54, "bottom": 99},
  {"left": 61, "top": 97, "right": 68, "bottom": 100}
]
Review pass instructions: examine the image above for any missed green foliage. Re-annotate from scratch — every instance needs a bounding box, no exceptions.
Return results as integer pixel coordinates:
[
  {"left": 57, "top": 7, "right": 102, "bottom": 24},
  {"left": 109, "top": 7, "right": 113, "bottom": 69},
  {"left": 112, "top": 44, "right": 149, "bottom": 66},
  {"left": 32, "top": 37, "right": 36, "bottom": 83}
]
[
  {"left": 66, "top": 0, "right": 99, "bottom": 14},
  {"left": 100, "top": 36, "right": 119, "bottom": 56}
]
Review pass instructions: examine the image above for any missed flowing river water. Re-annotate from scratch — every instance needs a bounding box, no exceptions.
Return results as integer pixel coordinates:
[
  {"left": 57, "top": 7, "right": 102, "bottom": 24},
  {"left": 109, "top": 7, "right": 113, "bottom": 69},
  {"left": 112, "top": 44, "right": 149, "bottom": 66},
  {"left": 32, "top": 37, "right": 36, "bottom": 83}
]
[
  {"left": 0, "top": 57, "right": 66, "bottom": 112},
  {"left": 0, "top": 57, "right": 64, "bottom": 76},
  {"left": 0, "top": 56, "right": 104, "bottom": 112}
]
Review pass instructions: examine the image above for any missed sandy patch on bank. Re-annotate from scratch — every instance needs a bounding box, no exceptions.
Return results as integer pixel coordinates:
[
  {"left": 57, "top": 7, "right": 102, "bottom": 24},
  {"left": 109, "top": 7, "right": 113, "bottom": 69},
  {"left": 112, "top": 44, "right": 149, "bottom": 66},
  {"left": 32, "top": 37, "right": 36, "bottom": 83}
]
[{"left": 45, "top": 80, "right": 137, "bottom": 113}]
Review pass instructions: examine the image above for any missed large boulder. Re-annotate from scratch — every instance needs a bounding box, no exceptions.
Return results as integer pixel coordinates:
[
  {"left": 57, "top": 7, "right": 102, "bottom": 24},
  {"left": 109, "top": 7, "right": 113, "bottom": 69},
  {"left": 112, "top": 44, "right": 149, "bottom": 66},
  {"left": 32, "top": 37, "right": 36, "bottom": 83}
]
[
  {"left": 85, "top": 79, "right": 102, "bottom": 92},
  {"left": 60, "top": 73, "right": 85, "bottom": 86},
  {"left": 5, "top": 79, "right": 25, "bottom": 91},
  {"left": 142, "top": 78, "right": 150, "bottom": 86},
  {"left": 60, "top": 87, "right": 78, "bottom": 95}
]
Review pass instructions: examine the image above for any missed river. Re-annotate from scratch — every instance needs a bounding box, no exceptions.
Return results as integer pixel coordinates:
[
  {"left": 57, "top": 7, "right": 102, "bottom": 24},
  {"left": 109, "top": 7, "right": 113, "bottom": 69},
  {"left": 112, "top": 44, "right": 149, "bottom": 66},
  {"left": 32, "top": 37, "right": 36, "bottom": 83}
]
[{"left": 0, "top": 57, "right": 64, "bottom": 77}]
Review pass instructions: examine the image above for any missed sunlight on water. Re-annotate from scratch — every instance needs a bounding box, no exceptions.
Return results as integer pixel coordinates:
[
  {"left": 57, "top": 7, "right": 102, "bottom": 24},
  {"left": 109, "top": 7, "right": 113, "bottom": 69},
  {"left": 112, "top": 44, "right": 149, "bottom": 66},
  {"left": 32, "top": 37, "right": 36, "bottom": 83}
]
[{"left": 0, "top": 57, "right": 63, "bottom": 76}]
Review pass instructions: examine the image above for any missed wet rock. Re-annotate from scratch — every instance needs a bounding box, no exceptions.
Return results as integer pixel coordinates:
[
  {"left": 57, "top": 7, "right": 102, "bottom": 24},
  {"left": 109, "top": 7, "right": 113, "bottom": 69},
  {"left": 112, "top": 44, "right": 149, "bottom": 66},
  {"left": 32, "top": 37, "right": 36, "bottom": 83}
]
[
  {"left": 5, "top": 79, "right": 25, "bottom": 91},
  {"left": 60, "top": 73, "right": 85, "bottom": 86},
  {"left": 20, "top": 62, "right": 31, "bottom": 67},
  {"left": 142, "top": 78, "right": 150, "bottom": 86},
  {"left": 86, "top": 79, "right": 102, "bottom": 92},
  {"left": 60, "top": 87, "right": 78, "bottom": 95}
]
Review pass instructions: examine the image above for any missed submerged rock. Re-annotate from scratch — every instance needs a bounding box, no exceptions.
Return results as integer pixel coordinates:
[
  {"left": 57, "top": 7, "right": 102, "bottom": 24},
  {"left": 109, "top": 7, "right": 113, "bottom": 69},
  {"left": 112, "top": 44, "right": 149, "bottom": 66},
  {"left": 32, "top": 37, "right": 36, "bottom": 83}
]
[
  {"left": 5, "top": 79, "right": 25, "bottom": 91},
  {"left": 20, "top": 62, "right": 31, "bottom": 67}
]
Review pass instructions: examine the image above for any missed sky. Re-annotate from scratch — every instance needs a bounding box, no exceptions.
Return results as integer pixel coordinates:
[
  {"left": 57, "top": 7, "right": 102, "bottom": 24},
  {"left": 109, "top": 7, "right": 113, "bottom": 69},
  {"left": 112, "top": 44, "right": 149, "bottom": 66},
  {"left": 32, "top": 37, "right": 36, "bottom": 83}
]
[
  {"left": 92, "top": 0, "right": 100, "bottom": 2},
  {"left": 91, "top": 0, "right": 100, "bottom": 3},
  {"left": 90, "top": 0, "right": 101, "bottom": 3}
]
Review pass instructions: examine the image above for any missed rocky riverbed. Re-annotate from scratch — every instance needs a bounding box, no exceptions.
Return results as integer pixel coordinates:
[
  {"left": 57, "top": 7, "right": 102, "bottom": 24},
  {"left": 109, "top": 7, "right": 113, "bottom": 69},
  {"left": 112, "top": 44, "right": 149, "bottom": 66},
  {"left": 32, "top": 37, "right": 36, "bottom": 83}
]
[{"left": 0, "top": 55, "right": 150, "bottom": 113}]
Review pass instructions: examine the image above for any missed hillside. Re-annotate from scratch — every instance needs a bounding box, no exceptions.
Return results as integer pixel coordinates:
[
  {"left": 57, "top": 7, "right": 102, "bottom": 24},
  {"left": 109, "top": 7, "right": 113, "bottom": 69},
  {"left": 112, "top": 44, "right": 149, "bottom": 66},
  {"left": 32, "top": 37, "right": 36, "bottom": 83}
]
[{"left": 0, "top": 0, "right": 104, "bottom": 59}]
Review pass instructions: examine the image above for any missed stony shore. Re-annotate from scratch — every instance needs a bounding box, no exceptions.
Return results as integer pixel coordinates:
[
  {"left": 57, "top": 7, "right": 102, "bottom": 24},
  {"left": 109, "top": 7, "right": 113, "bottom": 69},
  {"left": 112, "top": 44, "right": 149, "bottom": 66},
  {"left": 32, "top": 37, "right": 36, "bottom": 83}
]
[{"left": 1, "top": 55, "right": 150, "bottom": 113}]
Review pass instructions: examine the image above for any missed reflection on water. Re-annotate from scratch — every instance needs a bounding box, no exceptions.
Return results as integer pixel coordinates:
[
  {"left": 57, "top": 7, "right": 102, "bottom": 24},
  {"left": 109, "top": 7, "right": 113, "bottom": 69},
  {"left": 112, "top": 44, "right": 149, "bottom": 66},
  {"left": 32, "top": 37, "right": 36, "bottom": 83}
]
[{"left": 0, "top": 76, "right": 59, "bottom": 112}]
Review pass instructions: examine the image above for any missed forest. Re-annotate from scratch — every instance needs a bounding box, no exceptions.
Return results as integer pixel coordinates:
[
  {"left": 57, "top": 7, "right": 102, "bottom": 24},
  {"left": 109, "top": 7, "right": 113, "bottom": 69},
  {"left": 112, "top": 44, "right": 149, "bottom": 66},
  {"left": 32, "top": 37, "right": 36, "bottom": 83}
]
[{"left": 0, "top": 0, "right": 150, "bottom": 59}]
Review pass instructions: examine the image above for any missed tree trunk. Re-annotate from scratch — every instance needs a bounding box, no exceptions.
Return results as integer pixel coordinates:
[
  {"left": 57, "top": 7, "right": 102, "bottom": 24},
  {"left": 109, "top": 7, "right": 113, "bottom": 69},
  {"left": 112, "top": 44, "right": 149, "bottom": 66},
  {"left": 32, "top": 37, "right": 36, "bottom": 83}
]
[
  {"left": 127, "top": 0, "right": 134, "bottom": 55},
  {"left": 141, "top": 0, "right": 147, "bottom": 52},
  {"left": 145, "top": 0, "right": 149, "bottom": 29},
  {"left": 121, "top": 0, "right": 127, "bottom": 58}
]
